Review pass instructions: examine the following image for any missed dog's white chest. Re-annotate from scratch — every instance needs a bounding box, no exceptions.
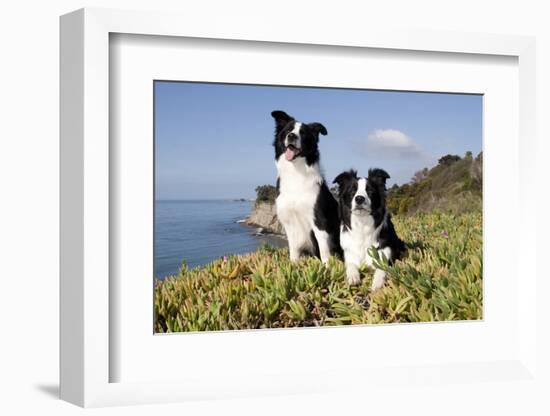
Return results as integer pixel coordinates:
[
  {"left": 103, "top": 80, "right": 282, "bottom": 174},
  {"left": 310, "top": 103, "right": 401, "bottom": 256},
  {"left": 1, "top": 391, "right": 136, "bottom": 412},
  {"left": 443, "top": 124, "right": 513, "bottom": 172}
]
[
  {"left": 341, "top": 214, "right": 381, "bottom": 266},
  {"left": 276, "top": 158, "right": 321, "bottom": 217},
  {"left": 275, "top": 157, "right": 323, "bottom": 246}
]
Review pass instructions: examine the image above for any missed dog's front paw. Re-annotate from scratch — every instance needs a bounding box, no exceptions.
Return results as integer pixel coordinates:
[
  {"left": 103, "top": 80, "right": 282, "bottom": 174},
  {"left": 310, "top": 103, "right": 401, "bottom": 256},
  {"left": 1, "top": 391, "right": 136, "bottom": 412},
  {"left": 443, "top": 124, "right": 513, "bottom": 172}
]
[
  {"left": 346, "top": 267, "right": 361, "bottom": 285},
  {"left": 370, "top": 269, "right": 387, "bottom": 291},
  {"left": 289, "top": 250, "right": 300, "bottom": 263}
]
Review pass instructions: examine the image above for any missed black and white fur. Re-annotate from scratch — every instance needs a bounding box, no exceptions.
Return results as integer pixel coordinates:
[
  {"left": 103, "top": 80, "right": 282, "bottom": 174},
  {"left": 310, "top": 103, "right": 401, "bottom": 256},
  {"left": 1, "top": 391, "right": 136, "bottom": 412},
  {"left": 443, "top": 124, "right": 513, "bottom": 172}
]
[
  {"left": 271, "top": 110, "right": 342, "bottom": 264},
  {"left": 333, "top": 169, "right": 406, "bottom": 289}
]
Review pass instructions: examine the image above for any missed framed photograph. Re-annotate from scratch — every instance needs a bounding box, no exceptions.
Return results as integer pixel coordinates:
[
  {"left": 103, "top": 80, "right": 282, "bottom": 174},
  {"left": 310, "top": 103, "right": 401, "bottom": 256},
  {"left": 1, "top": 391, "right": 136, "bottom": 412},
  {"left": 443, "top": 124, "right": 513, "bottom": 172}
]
[
  {"left": 60, "top": 8, "right": 538, "bottom": 408},
  {"left": 152, "top": 80, "right": 483, "bottom": 334}
]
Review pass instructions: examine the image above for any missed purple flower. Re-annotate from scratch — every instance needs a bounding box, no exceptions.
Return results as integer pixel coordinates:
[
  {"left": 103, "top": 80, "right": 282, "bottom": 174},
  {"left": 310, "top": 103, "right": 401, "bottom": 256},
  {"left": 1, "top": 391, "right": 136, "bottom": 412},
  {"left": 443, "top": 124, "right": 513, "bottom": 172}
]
[
  {"left": 223, "top": 256, "right": 228, "bottom": 263},
  {"left": 441, "top": 230, "right": 449, "bottom": 238}
]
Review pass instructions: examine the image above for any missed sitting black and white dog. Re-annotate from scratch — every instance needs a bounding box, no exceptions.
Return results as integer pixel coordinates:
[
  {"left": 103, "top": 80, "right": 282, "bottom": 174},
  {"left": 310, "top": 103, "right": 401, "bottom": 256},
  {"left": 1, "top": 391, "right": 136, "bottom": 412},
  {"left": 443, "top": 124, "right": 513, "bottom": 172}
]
[
  {"left": 333, "top": 169, "right": 405, "bottom": 289},
  {"left": 271, "top": 110, "right": 342, "bottom": 264}
]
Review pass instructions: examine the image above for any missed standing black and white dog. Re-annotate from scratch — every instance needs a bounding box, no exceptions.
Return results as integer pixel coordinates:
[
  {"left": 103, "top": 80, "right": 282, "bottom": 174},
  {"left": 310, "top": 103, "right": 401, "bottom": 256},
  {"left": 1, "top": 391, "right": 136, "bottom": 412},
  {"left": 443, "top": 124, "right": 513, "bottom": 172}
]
[
  {"left": 333, "top": 169, "right": 406, "bottom": 289},
  {"left": 271, "top": 110, "right": 342, "bottom": 264}
]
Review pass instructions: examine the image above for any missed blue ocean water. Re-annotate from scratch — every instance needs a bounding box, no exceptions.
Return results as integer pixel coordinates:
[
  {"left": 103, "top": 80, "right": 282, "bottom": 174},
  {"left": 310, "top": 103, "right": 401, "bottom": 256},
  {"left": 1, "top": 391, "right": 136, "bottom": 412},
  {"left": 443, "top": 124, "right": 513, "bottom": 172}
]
[{"left": 155, "top": 200, "right": 285, "bottom": 279}]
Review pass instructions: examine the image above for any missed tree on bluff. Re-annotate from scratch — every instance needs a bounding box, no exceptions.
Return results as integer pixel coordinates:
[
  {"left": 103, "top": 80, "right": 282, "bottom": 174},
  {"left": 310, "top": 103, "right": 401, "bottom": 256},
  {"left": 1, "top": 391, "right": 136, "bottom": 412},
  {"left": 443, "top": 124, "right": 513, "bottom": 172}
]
[
  {"left": 255, "top": 185, "right": 278, "bottom": 203},
  {"left": 438, "top": 154, "right": 461, "bottom": 166}
]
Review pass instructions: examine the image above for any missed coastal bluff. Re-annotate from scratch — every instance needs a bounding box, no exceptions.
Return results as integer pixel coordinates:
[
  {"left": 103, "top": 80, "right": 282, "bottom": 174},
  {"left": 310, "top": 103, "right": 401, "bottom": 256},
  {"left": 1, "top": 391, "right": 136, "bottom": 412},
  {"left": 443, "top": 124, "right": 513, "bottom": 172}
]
[{"left": 244, "top": 201, "right": 284, "bottom": 235}]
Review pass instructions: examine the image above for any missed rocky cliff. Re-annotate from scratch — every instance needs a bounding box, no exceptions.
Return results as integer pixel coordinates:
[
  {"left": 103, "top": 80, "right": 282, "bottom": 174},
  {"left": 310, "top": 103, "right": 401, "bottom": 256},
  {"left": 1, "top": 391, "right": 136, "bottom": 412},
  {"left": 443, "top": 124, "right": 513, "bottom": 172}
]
[{"left": 245, "top": 201, "right": 284, "bottom": 235}]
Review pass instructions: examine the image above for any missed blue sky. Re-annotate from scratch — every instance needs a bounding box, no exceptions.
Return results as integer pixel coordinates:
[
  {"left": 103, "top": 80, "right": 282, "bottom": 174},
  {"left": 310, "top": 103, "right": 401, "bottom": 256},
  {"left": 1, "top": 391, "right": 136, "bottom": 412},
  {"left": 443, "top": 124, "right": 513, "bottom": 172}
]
[{"left": 155, "top": 81, "right": 482, "bottom": 200}]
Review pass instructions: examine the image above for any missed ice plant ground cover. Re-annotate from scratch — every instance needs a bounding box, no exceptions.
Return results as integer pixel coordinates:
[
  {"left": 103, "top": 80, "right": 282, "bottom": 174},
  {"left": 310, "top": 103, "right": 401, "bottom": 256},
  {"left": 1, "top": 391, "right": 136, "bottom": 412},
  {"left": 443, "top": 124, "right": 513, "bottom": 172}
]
[{"left": 154, "top": 211, "right": 482, "bottom": 332}]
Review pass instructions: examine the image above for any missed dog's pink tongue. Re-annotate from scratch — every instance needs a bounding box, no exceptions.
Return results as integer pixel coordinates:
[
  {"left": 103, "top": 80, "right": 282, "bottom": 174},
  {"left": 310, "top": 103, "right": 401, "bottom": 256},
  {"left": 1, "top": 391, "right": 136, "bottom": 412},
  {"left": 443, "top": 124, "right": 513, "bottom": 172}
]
[{"left": 285, "top": 147, "right": 296, "bottom": 161}]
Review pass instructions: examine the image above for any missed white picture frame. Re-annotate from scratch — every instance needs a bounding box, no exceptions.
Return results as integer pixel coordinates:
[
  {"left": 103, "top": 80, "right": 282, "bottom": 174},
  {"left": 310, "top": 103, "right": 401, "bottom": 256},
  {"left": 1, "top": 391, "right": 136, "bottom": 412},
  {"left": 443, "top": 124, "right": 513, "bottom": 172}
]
[{"left": 60, "top": 7, "right": 539, "bottom": 408}]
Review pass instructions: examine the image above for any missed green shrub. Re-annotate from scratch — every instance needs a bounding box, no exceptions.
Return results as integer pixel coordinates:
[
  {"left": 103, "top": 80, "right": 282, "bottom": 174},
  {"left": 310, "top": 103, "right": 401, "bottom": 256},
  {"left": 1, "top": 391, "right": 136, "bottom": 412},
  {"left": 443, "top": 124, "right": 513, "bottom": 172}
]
[
  {"left": 255, "top": 185, "right": 278, "bottom": 203},
  {"left": 438, "top": 154, "right": 461, "bottom": 166}
]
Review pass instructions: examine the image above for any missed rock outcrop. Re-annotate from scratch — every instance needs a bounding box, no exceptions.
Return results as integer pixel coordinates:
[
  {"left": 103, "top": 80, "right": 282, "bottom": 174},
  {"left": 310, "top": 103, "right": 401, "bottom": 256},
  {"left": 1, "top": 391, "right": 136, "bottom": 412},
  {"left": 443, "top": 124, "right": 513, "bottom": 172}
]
[{"left": 245, "top": 202, "right": 284, "bottom": 235}]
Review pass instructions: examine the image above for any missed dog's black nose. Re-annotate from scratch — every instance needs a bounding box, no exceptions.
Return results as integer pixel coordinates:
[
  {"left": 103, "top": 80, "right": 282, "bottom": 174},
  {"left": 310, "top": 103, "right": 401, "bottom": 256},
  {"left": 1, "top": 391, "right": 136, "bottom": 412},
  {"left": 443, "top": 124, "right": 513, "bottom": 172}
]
[
  {"left": 287, "top": 133, "right": 297, "bottom": 142},
  {"left": 355, "top": 195, "right": 366, "bottom": 204}
]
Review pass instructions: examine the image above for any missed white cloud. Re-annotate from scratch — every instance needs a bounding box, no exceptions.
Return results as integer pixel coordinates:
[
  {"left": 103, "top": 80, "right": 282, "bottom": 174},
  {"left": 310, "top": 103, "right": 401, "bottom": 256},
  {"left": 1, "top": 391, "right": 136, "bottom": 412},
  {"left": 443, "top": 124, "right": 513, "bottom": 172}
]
[
  {"left": 368, "top": 129, "right": 413, "bottom": 148},
  {"left": 360, "top": 129, "right": 424, "bottom": 158}
]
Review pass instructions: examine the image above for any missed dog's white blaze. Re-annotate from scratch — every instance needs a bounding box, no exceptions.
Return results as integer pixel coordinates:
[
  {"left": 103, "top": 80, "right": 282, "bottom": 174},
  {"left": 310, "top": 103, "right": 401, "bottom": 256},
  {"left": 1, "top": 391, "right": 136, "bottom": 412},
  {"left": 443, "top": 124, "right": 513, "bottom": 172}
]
[
  {"left": 285, "top": 121, "right": 303, "bottom": 149},
  {"left": 356, "top": 178, "right": 368, "bottom": 198},
  {"left": 352, "top": 177, "right": 370, "bottom": 210},
  {"left": 275, "top": 155, "right": 328, "bottom": 262}
]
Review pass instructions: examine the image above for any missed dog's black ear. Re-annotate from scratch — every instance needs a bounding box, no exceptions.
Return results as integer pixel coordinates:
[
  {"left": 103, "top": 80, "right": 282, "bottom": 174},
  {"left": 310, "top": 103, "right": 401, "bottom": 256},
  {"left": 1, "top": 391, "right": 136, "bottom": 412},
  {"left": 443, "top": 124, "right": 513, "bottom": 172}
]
[
  {"left": 333, "top": 169, "right": 357, "bottom": 192},
  {"left": 368, "top": 168, "right": 390, "bottom": 188},
  {"left": 308, "top": 122, "right": 328, "bottom": 136},
  {"left": 271, "top": 110, "right": 293, "bottom": 132}
]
